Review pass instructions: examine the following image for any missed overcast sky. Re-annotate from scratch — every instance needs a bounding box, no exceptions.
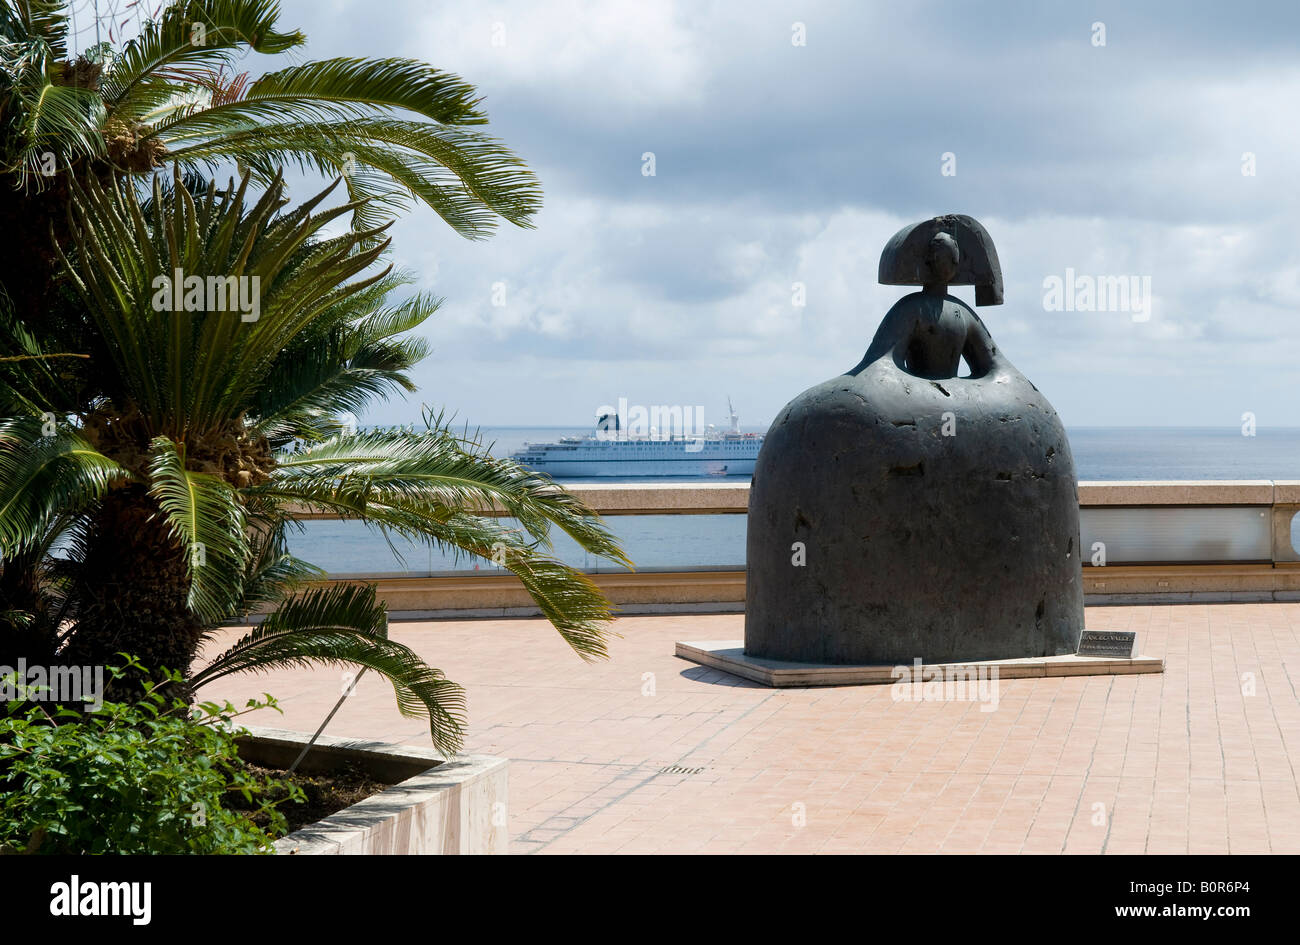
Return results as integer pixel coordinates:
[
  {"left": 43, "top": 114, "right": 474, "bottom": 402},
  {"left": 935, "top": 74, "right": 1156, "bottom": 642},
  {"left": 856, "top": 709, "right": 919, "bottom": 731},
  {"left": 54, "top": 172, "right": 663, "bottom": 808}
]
[{"left": 270, "top": 0, "right": 1300, "bottom": 429}]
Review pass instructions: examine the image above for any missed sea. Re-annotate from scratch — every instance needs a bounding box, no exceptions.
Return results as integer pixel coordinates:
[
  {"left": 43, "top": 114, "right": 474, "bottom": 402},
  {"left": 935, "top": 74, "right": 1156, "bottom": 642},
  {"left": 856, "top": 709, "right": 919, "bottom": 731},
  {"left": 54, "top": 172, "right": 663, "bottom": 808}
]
[{"left": 291, "top": 427, "right": 1300, "bottom": 576}]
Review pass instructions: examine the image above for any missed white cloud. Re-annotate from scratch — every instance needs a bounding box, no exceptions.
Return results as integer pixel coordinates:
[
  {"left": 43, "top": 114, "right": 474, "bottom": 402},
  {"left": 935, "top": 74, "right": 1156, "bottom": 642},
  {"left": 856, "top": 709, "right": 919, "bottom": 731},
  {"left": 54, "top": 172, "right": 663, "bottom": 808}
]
[{"left": 275, "top": 0, "right": 1300, "bottom": 428}]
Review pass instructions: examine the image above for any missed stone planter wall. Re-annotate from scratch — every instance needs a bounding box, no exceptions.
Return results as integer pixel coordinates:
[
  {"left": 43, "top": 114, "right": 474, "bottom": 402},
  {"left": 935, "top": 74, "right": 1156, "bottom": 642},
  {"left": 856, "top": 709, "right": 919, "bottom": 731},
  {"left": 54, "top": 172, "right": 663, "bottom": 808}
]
[{"left": 238, "top": 726, "right": 508, "bottom": 855}]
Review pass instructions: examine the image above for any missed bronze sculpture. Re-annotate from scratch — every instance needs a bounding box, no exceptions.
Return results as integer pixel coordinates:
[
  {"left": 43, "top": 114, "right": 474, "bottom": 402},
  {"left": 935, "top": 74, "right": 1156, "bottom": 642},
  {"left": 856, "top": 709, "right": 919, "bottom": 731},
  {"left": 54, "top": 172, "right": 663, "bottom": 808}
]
[{"left": 745, "top": 214, "right": 1084, "bottom": 664}]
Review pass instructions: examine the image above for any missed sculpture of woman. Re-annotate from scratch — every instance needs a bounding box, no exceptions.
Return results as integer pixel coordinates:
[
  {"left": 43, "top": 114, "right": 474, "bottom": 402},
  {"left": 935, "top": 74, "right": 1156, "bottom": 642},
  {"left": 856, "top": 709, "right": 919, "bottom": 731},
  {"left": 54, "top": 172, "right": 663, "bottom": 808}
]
[{"left": 745, "top": 215, "right": 1084, "bottom": 664}]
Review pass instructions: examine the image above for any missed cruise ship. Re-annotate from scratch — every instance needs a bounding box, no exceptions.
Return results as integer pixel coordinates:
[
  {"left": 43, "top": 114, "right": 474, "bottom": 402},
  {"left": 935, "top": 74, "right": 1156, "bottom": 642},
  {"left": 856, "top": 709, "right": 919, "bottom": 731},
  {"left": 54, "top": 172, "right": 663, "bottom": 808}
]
[{"left": 511, "top": 400, "right": 764, "bottom": 478}]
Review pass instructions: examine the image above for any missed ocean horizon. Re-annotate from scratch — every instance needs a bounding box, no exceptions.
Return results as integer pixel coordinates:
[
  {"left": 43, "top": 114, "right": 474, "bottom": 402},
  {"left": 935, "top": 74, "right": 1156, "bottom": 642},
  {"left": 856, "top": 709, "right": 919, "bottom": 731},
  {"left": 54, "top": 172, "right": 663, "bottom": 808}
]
[
  {"left": 290, "top": 425, "right": 1300, "bottom": 577},
  {"left": 463, "top": 424, "right": 1300, "bottom": 481}
]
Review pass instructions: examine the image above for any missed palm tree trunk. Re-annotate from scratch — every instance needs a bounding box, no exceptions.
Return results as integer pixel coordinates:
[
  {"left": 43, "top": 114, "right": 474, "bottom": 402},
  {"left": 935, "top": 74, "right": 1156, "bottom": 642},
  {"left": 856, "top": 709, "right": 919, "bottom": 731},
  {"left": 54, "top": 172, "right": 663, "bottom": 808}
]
[{"left": 60, "top": 485, "right": 205, "bottom": 700}]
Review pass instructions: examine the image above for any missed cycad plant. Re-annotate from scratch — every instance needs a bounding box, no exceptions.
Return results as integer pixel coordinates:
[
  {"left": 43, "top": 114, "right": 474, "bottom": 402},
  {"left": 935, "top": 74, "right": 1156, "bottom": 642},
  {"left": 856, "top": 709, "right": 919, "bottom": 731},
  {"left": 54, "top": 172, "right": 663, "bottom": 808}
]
[
  {"left": 0, "top": 0, "right": 540, "bottom": 319},
  {"left": 0, "top": 168, "right": 627, "bottom": 755}
]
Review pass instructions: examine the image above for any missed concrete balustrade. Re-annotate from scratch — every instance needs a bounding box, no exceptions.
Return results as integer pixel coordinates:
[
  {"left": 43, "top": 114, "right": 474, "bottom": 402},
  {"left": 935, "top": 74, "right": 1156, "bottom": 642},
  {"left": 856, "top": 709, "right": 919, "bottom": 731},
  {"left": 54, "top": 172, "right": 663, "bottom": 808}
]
[{"left": 286, "top": 480, "right": 1300, "bottom": 614}]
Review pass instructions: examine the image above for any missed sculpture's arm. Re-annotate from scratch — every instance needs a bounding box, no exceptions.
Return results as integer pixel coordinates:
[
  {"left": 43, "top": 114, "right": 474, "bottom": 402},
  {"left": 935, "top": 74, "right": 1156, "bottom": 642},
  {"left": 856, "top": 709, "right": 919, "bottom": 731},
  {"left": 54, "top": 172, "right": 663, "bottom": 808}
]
[
  {"left": 961, "top": 309, "right": 1002, "bottom": 378},
  {"left": 846, "top": 303, "right": 913, "bottom": 376}
]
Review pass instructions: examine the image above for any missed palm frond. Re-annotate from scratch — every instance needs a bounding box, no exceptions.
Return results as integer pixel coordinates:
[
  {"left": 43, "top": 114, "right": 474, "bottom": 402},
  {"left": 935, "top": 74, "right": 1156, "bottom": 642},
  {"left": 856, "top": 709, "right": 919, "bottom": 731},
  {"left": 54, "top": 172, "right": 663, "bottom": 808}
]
[
  {"left": 102, "top": 0, "right": 303, "bottom": 114},
  {"left": 191, "top": 583, "right": 467, "bottom": 755},
  {"left": 270, "top": 429, "right": 631, "bottom": 568},
  {"left": 149, "top": 56, "right": 491, "bottom": 132},
  {"left": 249, "top": 286, "right": 438, "bottom": 442},
  {"left": 0, "top": 301, "right": 85, "bottom": 415},
  {"left": 425, "top": 510, "right": 616, "bottom": 661},
  {"left": 163, "top": 117, "right": 542, "bottom": 238},
  {"left": 257, "top": 428, "right": 628, "bottom": 660},
  {"left": 236, "top": 516, "right": 322, "bottom": 615},
  {"left": 2, "top": 2, "right": 71, "bottom": 60},
  {"left": 13, "top": 81, "right": 106, "bottom": 181},
  {"left": 0, "top": 416, "right": 127, "bottom": 556},
  {"left": 54, "top": 166, "right": 400, "bottom": 432},
  {"left": 145, "top": 435, "right": 247, "bottom": 622}
]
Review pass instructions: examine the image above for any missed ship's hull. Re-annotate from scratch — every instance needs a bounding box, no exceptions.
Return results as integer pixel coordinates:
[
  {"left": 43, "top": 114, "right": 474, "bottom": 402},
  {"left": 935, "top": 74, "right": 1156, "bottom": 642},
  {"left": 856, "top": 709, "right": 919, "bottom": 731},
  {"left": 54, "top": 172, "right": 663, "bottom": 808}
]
[
  {"left": 525, "top": 457, "right": 756, "bottom": 477},
  {"left": 513, "top": 433, "right": 763, "bottom": 478}
]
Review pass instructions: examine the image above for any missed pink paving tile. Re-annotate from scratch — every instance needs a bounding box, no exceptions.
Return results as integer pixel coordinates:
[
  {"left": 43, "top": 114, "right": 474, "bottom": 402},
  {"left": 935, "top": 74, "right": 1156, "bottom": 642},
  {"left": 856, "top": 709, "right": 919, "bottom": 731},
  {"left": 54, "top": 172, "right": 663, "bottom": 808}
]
[{"left": 200, "top": 603, "right": 1300, "bottom": 854}]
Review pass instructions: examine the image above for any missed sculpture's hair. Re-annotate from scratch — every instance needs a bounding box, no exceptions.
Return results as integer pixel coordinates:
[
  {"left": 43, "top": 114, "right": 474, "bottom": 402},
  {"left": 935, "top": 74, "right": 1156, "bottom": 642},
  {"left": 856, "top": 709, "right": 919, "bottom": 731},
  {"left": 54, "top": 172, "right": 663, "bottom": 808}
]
[{"left": 878, "top": 214, "right": 1004, "bottom": 306}]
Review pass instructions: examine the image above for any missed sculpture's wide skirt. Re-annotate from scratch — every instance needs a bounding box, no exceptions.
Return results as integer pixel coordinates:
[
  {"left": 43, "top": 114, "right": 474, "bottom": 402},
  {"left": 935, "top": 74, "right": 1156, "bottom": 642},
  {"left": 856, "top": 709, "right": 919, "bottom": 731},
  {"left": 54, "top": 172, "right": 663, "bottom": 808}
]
[{"left": 745, "top": 359, "right": 1085, "bottom": 664}]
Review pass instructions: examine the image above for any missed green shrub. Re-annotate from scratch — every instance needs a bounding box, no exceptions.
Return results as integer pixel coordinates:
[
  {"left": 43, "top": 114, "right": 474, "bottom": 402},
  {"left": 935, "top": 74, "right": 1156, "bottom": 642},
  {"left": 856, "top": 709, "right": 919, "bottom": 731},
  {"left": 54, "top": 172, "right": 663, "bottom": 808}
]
[{"left": 0, "top": 661, "right": 302, "bottom": 854}]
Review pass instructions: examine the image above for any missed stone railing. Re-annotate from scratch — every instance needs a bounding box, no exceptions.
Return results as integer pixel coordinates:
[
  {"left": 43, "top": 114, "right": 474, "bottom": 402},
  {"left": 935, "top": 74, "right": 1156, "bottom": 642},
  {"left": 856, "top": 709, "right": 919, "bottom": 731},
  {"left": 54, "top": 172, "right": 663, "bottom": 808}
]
[{"left": 287, "top": 480, "right": 1300, "bottom": 614}]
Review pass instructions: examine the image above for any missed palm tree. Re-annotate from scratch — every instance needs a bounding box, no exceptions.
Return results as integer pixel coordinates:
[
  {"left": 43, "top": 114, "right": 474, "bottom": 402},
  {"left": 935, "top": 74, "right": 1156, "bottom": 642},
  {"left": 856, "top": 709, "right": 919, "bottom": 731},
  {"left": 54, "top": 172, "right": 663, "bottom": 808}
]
[
  {"left": 0, "top": 0, "right": 540, "bottom": 319},
  {"left": 0, "top": 168, "right": 626, "bottom": 755}
]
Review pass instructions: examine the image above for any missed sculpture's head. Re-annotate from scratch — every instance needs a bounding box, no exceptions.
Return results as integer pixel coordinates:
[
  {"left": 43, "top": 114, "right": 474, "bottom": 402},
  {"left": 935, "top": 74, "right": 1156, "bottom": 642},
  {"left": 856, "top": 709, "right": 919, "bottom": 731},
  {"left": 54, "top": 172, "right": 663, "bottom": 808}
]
[{"left": 878, "top": 213, "right": 1004, "bottom": 306}]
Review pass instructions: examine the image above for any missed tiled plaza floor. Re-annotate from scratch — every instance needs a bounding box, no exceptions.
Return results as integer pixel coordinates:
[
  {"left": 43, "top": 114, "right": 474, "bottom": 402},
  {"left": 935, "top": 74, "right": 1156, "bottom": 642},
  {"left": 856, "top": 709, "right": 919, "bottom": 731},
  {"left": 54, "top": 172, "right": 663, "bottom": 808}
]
[{"left": 201, "top": 603, "right": 1300, "bottom": 854}]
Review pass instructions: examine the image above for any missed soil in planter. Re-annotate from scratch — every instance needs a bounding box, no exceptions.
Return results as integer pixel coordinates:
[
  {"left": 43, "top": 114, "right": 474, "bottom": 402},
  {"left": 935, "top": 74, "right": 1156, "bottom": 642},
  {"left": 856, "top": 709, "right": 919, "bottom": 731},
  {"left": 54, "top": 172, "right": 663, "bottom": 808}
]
[{"left": 227, "top": 762, "right": 392, "bottom": 837}]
